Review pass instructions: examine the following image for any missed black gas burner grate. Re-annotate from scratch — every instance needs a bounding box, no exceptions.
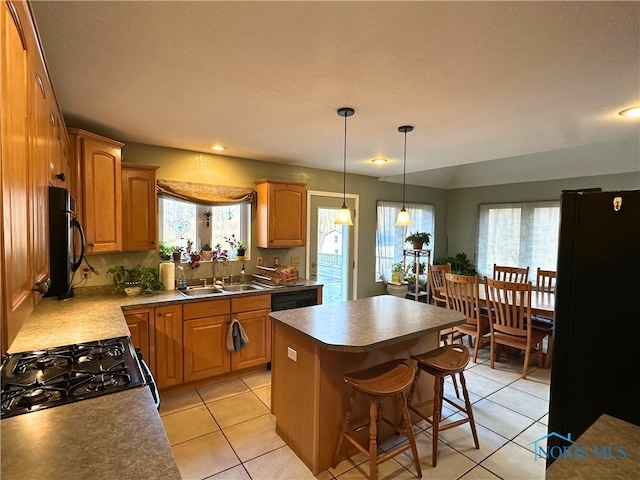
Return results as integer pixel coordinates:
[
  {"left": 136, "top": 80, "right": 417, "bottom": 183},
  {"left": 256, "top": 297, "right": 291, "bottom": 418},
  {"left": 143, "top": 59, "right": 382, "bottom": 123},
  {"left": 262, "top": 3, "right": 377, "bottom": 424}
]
[{"left": 0, "top": 336, "right": 145, "bottom": 419}]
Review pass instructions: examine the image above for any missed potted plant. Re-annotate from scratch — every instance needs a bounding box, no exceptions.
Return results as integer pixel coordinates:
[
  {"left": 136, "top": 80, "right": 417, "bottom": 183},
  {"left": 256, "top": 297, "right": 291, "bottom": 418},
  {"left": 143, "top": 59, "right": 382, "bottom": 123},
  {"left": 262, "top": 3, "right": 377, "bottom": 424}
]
[
  {"left": 411, "top": 261, "right": 426, "bottom": 275},
  {"left": 224, "top": 234, "right": 247, "bottom": 260},
  {"left": 200, "top": 243, "right": 213, "bottom": 261},
  {"left": 158, "top": 241, "right": 175, "bottom": 261},
  {"left": 435, "top": 252, "right": 477, "bottom": 276},
  {"left": 391, "top": 262, "right": 406, "bottom": 284},
  {"left": 405, "top": 231, "right": 431, "bottom": 250},
  {"left": 107, "top": 265, "right": 163, "bottom": 295},
  {"left": 172, "top": 245, "right": 182, "bottom": 263}
]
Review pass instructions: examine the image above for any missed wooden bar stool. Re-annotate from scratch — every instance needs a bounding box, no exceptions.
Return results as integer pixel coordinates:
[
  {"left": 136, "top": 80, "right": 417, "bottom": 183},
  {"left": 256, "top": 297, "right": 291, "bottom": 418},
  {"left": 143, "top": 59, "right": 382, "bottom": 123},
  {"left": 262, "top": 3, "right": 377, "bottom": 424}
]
[
  {"left": 407, "top": 344, "right": 479, "bottom": 467},
  {"left": 331, "top": 359, "right": 422, "bottom": 480}
]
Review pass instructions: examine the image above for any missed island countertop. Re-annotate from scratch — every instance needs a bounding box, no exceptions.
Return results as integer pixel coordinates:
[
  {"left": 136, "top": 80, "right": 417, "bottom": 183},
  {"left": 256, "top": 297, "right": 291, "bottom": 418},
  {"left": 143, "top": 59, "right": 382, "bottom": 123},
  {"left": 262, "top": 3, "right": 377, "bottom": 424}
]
[{"left": 269, "top": 295, "right": 466, "bottom": 352}]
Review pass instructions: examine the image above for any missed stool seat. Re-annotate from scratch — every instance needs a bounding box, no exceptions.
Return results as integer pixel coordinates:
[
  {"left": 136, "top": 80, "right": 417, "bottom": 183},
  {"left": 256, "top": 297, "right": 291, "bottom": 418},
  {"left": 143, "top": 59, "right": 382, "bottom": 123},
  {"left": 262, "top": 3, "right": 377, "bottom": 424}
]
[
  {"left": 344, "top": 359, "right": 416, "bottom": 396},
  {"left": 412, "top": 343, "right": 469, "bottom": 373},
  {"left": 332, "top": 359, "right": 422, "bottom": 480},
  {"left": 408, "top": 344, "right": 480, "bottom": 468}
]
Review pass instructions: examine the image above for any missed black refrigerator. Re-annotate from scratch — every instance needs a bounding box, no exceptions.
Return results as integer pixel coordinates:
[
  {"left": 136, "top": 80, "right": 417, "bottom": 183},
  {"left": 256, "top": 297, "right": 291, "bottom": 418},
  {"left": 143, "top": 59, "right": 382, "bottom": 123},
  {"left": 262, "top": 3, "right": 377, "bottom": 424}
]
[{"left": 547, "top": 188, "right": 640, "bottom": 466}]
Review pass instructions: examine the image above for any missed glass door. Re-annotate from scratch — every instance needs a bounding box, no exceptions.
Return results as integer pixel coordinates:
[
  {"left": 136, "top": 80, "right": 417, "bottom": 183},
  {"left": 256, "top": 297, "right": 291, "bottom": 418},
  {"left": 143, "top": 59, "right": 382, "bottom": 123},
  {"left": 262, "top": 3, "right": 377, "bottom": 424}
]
[{"left": 308, "top": 195, "right": 356, "bottom": 304}]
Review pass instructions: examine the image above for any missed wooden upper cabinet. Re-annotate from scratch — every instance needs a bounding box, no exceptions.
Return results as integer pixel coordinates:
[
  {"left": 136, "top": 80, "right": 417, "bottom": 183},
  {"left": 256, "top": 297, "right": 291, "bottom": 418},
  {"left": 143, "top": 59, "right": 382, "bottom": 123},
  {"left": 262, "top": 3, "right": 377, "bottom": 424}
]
[
  {"left": 68, "top": 128, "right": 124, "bottom": 254},
  {"left": 255, "top": 179, "right": 307, "bottom": 248},
  {"left": 121, "top": 163, "right": 159, "bottom": 251}
]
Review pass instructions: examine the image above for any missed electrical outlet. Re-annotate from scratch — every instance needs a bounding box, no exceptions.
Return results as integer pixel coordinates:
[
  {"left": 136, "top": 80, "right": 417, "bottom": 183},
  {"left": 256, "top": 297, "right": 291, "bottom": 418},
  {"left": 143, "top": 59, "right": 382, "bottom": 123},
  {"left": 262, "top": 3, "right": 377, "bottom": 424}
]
[
  {"left": 274, "top": 257, "right": 280, "bottom": 266},
  {"left": 257, "top": 257, "right": 264, "bottom": 266},
  {"left": 83, "top": 268, "right": 91, "bottom": 279},
  {"left": 287, "top": 347, "right": 297, "bottom": 362},
  {"left": 291, "top": 256, "right": 300, "bottom": 266}
]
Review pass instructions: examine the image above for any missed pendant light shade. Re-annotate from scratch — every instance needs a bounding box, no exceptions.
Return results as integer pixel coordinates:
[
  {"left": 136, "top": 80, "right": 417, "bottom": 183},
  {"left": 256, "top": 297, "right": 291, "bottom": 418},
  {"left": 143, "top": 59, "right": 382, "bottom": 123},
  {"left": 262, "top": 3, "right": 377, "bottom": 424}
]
[
  {"left": 395, "top": 125, "right": 414, "bottom": 227},
  {"left": 335, "top": 107, "right": 354, "bottom": 226}
]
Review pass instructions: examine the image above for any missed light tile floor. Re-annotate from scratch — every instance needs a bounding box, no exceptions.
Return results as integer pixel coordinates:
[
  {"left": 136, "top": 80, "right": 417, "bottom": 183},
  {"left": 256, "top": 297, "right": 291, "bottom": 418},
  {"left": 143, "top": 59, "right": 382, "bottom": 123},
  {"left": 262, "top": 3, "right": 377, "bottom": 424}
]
[{"left": 159, "top": 346, "right": 551, "bottom": 480}]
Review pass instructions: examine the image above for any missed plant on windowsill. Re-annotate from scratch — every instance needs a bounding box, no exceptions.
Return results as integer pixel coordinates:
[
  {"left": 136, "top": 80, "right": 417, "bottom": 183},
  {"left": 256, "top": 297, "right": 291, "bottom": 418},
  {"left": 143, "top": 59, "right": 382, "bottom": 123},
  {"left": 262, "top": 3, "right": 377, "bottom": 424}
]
[
  {"left": 107, "top": 265, "right": 163, "bottom": 295},
  {"left": 390, "top": 262, "right": 406, "bottom": 284},
  {"left": 172, "top": 245, "right": 182, "bottom": 263},
  {"left": 200, "top": 243, "right": 213, "bottom": 261},
  {"left": 158, "top": 241, "right": 174, "bottom": 262},
  {"left": 405, "top": 231, "right": 431, "bottom": 250},
  {"left": 224, "top": 234, "right": 247, "bottom": 259}
]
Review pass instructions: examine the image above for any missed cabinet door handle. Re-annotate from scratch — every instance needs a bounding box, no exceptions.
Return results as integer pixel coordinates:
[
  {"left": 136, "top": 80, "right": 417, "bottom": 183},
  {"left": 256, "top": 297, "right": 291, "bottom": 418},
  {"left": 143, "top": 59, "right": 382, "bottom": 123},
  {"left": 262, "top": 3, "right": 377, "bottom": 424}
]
[
  {"left": 55, "top": 172, "right": 66, "bottom": 182},
  {"left": 151, "top": 241, "right": 155, "bottom": 245},
  {"left": 88, "top": 243, "right": 95, "bottom": 247}
]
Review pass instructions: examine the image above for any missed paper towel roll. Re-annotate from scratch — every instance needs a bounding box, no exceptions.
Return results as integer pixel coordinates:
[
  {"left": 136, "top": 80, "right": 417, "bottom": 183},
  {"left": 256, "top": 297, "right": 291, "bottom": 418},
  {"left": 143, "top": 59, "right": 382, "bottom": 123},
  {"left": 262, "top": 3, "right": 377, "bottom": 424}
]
[{"left": 159, "top": 262, "right": 175, "bottom": 290}]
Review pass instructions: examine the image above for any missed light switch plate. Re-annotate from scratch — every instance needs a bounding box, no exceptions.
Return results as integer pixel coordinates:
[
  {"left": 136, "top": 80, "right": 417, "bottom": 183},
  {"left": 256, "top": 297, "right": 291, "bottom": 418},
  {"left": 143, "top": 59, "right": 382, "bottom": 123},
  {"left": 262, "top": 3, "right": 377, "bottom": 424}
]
[
  {"left": 274, "top": 257, "right": 280, "bottom": 266},
  {"left": 287, "top": 347, "right": 297, "bottom": 362},
  {"left": 257, "top": 257, "right": 264, "bottom": 266},
  {"left": 291, "top": 256, "right": 300, "bottom": 266}
]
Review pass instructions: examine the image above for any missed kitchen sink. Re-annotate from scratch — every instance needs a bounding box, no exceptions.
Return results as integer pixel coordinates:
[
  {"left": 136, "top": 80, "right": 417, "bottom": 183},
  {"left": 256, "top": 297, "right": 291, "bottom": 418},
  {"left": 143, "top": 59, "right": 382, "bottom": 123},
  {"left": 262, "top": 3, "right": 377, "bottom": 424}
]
[
  {"left": 178, "top": 286, "right": 223, "bottom": 297},
  {"left": 221, "top": 284, "right": 263, "bottom": 292}
]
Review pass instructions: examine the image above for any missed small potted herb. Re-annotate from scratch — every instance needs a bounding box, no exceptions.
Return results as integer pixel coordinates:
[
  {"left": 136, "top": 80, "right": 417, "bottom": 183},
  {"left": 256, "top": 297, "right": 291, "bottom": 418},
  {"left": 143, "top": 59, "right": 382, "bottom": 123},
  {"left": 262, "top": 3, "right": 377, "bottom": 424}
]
[
  {"left": 405, "top": 231, "right": 431, "bottom": 250},
  {"left": 158, "top": 241, "right": 174, "bottom": 262},
  {"left": 172, "top": 245, "right": 182, "bottom": 263},
  {"left": 201, "top": 243, "right": 213, "bottom": 261},
  {"left": 391, "top": 262, "right": 406, "bottom": 284},
  {"left": 224, "top": 234, "right": 247, "bottom": 260}
]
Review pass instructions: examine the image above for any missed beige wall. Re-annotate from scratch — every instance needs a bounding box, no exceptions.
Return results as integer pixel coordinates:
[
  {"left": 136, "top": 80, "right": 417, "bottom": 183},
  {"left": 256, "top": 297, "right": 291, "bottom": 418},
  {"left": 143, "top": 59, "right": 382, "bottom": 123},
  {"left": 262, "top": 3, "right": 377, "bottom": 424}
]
[{"left": 89, "top": 142, "right": 448, "bottom": 299}]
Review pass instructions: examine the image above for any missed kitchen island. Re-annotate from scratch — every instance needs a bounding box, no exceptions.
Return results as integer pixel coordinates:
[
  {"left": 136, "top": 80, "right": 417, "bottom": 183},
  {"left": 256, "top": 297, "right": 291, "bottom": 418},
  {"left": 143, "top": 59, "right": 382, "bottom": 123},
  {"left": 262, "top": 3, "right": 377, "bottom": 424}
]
[{"left": 269, "top": 295, "right": 466, "bottom": 475}]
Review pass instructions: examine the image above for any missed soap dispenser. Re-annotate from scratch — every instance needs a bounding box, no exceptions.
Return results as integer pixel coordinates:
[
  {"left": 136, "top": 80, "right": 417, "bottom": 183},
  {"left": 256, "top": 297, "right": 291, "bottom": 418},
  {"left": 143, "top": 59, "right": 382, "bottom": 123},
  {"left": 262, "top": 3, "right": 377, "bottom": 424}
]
[
  {"left": 239, "top": 264, "right": 248, "bottom": 284},
  {"left": 177, "top": 266, "right": 187, "bottom": 290}
]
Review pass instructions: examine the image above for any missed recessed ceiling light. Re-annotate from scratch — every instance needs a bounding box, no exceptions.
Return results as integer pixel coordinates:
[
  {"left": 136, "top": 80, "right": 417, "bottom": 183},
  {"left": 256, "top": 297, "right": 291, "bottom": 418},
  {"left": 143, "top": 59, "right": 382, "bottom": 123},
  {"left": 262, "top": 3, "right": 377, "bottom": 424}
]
[
  {"left": 211, "top": 145, "right": 226, "bottom": 151},
  {"left": 618, "top": 106, "right": 640, "bottom": 118},
  {"left": 371, "top": 158, "right": 388, "bottom": 165}
]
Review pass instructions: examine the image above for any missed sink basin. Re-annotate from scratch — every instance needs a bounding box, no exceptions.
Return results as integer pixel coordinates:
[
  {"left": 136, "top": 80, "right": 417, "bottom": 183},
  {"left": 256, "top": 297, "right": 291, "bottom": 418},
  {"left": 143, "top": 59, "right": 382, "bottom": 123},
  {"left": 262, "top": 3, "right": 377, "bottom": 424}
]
[
  {"left": 221, "top": 284, "right": 262, "bottom": 292},
  {"left": 178, "top": 286, "right": 223, "bottom": 297}
]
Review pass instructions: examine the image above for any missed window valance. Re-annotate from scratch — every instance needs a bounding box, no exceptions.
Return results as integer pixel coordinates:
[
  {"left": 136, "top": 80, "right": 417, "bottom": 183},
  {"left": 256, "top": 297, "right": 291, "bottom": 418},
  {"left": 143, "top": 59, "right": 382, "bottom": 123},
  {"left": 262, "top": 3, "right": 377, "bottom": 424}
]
[{"left": 157, "top": 179, "right": 256, "bottom": 206}]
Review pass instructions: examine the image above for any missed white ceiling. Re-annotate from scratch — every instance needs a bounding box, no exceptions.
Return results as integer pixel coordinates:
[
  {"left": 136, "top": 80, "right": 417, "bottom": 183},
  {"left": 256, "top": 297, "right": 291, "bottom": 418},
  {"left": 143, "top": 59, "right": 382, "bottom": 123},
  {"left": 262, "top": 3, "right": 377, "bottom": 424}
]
[{"left": 32, "top": 1, "right": 640, "bottom": 189}]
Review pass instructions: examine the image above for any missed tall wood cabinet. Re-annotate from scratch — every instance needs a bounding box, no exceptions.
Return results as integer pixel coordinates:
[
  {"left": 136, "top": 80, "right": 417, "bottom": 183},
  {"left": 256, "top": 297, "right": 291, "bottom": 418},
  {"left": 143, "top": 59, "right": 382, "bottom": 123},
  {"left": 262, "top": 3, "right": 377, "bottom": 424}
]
[
  {"left": 121, "top": 163, "right": 159, "bottom": 251},
  {"left": 1, "top": 1, "right": 69, "bottom": 353},
  {"left": 68, "top": 128, "right": 124, "bottom": 254},
  {"left": 154, "top": 304, "right": 183, "bottom": 388},
  {"left": 255, "top": 179, "right": 307, "bottom": 248},
  {"left": 124, "top": 307, "right": 153, "bottom": 372}
]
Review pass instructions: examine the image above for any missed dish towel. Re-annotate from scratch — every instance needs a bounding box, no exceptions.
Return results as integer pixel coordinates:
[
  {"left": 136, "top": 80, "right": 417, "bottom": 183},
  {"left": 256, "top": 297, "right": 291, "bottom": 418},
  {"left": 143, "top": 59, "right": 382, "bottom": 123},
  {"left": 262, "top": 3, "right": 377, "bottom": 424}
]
[{"left": 226, "top": 319, "right": 250, "bottom": 352}]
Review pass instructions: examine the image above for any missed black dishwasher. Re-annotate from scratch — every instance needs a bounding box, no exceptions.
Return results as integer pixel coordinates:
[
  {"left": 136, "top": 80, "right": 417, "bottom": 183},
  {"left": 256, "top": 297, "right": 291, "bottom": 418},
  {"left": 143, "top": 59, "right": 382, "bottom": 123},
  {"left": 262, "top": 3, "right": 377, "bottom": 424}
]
[{"left": 271, "top": 288, "right": 319, "bottom": 311}]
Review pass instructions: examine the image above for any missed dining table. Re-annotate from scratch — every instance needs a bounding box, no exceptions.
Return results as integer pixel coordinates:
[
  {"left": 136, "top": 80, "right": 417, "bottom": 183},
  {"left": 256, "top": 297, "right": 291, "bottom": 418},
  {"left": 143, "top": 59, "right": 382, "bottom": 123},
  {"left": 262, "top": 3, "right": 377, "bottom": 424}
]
[{"left": 478, "top": 287, "right": 555, "bottom": 318}]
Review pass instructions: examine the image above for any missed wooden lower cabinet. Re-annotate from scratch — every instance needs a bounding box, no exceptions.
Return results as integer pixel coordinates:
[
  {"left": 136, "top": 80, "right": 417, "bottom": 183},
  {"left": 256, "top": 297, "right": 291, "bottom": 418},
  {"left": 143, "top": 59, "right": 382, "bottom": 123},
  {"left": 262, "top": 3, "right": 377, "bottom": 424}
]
[
  {"left": 230, "top": 308, "right": 272, "bottom": 370},
  {"left": 124, "top": 308, "right": 153, "bottom": 372},
  {"left": 154, "top": 304, "right": 183, "bottom": 388},
  {"left": 184, "top": 315, "right": 231, "bottom": 381}
]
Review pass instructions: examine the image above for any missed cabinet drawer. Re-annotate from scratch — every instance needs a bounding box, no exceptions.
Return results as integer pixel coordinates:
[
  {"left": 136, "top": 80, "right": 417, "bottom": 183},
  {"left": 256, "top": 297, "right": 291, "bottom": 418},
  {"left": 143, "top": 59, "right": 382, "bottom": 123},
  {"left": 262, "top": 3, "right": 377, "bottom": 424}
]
[
  {"left": 231, "top": 294, "right": 271, "bottom": 313},
  {"left": 183, "top": 299, "right": 231, "bottom": 320}
]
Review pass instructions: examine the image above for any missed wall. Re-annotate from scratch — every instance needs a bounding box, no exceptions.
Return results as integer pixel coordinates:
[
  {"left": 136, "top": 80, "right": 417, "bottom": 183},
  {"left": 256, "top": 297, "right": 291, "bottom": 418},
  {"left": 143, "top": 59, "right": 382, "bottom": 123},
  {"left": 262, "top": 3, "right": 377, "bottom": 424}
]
[
  {"left": 446, "top": 172, "right": 640, "bottom": 266},
  {"left": 86, "top": 142, "right": 448, "bottom": 299}
]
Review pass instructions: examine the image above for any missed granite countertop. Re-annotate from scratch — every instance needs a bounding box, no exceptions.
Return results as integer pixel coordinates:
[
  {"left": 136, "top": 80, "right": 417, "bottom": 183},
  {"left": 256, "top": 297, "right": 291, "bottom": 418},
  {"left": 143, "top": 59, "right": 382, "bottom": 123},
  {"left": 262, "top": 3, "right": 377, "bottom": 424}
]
[
  {"left": 3, "top": 280, "right": 322, "bottom": 480},
  {"left": 269, "top": 295, "right": 466, "bottom": 352},
  {"left": 1, "top": 388, "right": 180, "bottom": 480},
  {"left": 546, "top": 414, "right": 640, "bottom": 479}
]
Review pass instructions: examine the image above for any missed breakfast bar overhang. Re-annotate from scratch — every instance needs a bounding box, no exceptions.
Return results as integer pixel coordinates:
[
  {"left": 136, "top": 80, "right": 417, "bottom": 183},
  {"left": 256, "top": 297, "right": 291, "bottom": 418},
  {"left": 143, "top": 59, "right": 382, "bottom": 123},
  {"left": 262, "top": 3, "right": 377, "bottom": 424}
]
[{"left": 269, "top": 295, "right": 466, "bottom": 475}]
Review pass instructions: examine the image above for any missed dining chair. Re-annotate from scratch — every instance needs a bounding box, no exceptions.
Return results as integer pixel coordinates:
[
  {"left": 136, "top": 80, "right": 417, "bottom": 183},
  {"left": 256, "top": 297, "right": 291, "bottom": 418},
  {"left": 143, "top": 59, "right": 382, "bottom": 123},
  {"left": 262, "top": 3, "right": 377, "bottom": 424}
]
[
  {"left": 533, "top": 268, "right": 556, "bottom": 368},
  {"left": 483, "top": 277, "right": 548, "bottom": 379},
  {"left": 493, "top": 264, "right": 529, "bottom": 283},
  {"left": 429, "top": 263, "right": 463, "bottom": 345},
  {"left": 536, "top": 268, "right": 556, "bottom": 293},
  {"left": 444, "top": 273, "right": 490, "bottom": 363}
]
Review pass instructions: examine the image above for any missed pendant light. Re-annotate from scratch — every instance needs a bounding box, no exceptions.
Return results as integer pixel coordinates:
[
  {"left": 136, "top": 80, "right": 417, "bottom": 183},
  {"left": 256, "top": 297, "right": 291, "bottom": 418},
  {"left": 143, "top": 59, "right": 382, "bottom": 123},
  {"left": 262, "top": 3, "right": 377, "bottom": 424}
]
[
  {"left": 395, "top": 125, "right": 414, "bottom": 226},
  {"left": 335, "top": 107, "right": 355, "bottom": 226}
]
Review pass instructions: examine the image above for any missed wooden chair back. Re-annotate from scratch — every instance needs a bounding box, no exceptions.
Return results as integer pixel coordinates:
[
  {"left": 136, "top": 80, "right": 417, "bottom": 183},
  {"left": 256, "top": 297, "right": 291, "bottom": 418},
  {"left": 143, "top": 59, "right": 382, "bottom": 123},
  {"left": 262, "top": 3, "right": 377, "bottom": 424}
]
[
  {"left": 493, "top": 264, "right": 529, "bottom": 283},
  {"left": 443, "top": 273, "right": 481, "bottom": 325},
  {"left": 483, "top": 278, "right": 532, "bottom": 338},
  {"left": 536, "top": 268, "right": 556, "bottom": 293},
  {"left": 428, "top": 263, "right": 451, "bottom": 308}
]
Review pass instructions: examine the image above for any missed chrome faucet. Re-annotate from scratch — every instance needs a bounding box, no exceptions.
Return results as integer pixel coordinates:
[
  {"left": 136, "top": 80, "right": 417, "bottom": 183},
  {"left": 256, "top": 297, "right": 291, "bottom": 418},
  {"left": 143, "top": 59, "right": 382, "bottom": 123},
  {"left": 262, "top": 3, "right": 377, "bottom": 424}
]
[{"left": 212, "top": 255, "right": 229, "bottom": 284}]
